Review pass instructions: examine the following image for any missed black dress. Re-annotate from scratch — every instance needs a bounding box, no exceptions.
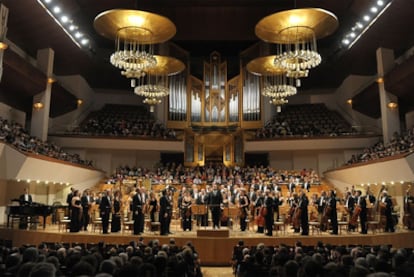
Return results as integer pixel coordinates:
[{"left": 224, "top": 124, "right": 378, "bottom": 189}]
[
  {"left": 149, "top": 199, "right": 158, "bottom": 222},
  {"left": 70, "top": 199, "right": 81, "bottom": 232},
  {"left": 181, "top": 198, "right": 192, "bottom": 231},
  {"left": 111, "top": 198, "right": 121, "bottom": 232}
]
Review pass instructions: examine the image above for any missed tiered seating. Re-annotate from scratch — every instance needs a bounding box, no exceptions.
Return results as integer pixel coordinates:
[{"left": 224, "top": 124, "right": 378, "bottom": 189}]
[
  {"left": 70, "top": 104, "right": 177, "bottom": 139},
  {"left": 255, "top": 103, "right": 356, "bottom": 139},
  {"left": 346, "top": 126, "right": 414, "bottom": 165},
  {"left": 0, "top": 117, "right": 93, "bottom": 166}
]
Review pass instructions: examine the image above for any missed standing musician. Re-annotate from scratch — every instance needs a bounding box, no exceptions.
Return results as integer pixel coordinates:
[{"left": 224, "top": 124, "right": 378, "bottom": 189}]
[
  {"left": 111, "top": 190, "right": 122, "bottom": 233},
  {"left": 148, "top": 191, "right": 159, "bottom": 223},
  {"left": 238, "top": 188, "right": 250, "bottom": 231},
  {"left": 302, "top": 176, "right": 311, "bottom": 192},
  {"left": 99, "top": 189, "right": 111, "bottom": 234},
  {"left": 264, "top": 189, "right": 274, "bottom": 236},
  {"left": 287, "top": 177, "right": 296, "bottom": 193},
  {"left": 196, "top": 188, "right": 208, "bottom": 226},
  {"left": 254, "top": 190, "right": 265, "bottom": 233},
  {"left": 328, "top": 190, "right": 338, "bottom": 235},
  {"left": 70, "top": 190, "right": 82, "bottom": 233},
  {"left": 366, "top": 187, "right": 376, "bottom": 206},
  {"left": 181, "top": 191, "right": 193, "bottom": 231},
  {"left": 80, "top": 190, "right": 92, "bottom": 231},
  {"left": 208, "top": 183, "right": 223, "bottom": 229},
  {"left": 403, "top": 186, "right": 414, "bottom": 229},
  {"left": 159, "top": 189, "right": 172, "bottom": 235},
  {"left": 273, "top": 191, "right": 283, "bottom": 222},
  {"left": 355, "top": 190, "right": 367, "bottom": 234},
  {"left": 288, "top": 192, "right": 300, "bottom": 233},
  {"left": 317, "top": 191, "right": 327, "bottom": 219},
  {"left": 344, "top": 191, "right": 355, "bottom": 232},
  {"left": 132, "top": 187, "right": 144, "bottom": 235},
  {"left": 381, "top": 191, "right": 395, "bottom": 232},
  {"left": 299, "top": 191, "right": 309, "bottom": 236},
  {"left": 220, "top": 190, "right": 231, "bottom": 227}
]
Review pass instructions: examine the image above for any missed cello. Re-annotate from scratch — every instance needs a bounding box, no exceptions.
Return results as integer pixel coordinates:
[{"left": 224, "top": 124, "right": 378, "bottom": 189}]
[{"left": 320, "top": 203, "right": 330, "bottom": 232}]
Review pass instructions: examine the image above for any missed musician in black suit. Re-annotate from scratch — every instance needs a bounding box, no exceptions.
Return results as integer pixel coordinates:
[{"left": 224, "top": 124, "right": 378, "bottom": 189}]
[
  {"left": 301, "top": 177, "right": 311, "bottom": 192},
  {"left": 99, "top": 190, "right": 112, "bottom": 234},
  {"left": 344, "top": 191, "right": 356, "bottom": 231},
  {"left": 264, "top": 190, "right": 274, "bottom": 236},
  {"left": 317, "top": 191, "right": 327, "bottom": 219},
  {"left": 80, "top": 190, "right": 92, "bottom": 231},
  {"left": 159, "top": 189, "right": 172, "bottom": 235},
  {"left": 299, "top": 191, "right": 309, "bottom": 236},
  {"left": 381, "top": 191, "right": 395, "bottom": 232},
  {"left": 355, "top": 190, "right": 367, "bottom": 234},
  {"left": 208, "top": 183, "right": 223, "bottom": 229},
  {"left": 18, "top": 187, "right": 33, "bottom": 229},
  {"left": 19, "top": 187, "right": 32, "bottom": 205},
  {"left": 132, "top": 187, "right": 144, "bottom": 235},
  {"left": 366, "top": 187, "right": 376, "bottom": 206},
  {"left": 287, "top": 178, "right": 296, "bottom": 193},
  {"left": 404, "top": 190, "right": 414, "bottom": 208},
  {"left": 272, "top": 191, "right": 283, "bottom": 222},
  {"left": 195, "top": 189, "right": 208, "bottom": 226},
  {"left": 328, "top": 190, "right": 338, "bottom": 235}
]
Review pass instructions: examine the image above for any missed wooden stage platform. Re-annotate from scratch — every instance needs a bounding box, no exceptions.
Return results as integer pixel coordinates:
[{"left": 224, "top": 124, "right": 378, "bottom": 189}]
[{"left": 1, "top": 225, "right": 413, "bottom": 265}]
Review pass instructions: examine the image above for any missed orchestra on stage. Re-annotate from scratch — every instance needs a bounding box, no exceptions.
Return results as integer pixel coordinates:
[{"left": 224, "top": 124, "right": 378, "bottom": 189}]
[{"left": 6, "top": 165, "right": 413, "bottom": 236}]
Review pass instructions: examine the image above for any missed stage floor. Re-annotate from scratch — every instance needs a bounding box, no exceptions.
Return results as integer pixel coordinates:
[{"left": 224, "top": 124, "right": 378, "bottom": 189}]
[{"left": 1, "top": 222, "right": 413, "bottom": 265}]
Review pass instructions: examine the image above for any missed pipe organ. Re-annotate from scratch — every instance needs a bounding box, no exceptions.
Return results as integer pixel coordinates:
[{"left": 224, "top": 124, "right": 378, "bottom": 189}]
[{"left": 168, "top": 51, "right": 263, "bottom": 166}]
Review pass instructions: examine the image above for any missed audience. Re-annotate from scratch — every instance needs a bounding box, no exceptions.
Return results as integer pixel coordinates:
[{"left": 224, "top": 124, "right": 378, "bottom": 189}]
[
  {"left": 109, "top": 163, "right": 320, "bottom": 189},
  {"left": 255, "top": 103, "right": 356, "bottom": 139},
  {"left": 0, "top": 239, "right": 202, "bottom": 277},
  {"left": 68, "top": 104, "right": 177, "bottom": 140},
  {"left": 0, "top": 117, "right": 93, "bottom": 167},
  {"left": 346, "top": 127, "right": 414, "bottom": 165},
  {"left": 232, "top": 240, "right": 414, "bottom": 277}
]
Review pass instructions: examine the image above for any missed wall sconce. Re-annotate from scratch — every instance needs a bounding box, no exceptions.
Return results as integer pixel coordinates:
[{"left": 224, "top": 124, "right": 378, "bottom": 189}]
[
  {"left": 77, "top": 99, "right": 83, "bottom": 107},
  {"left": 387, "top": 101, "right": 398, "bottom": 109},
  {"left": 376, "top": 77, "right": 384, "bottom": 84},
  {"left": 47, "top": 77, "right": 56, "bottom": 84},
  {"left": 0, "top": 41, "right": 8, "bottom": 50},
  {"left": 346, "top": 99, "right": 353, "bottom": 105},
  {"left": 33, "top": 102, "right": 44, "bottom": 110}
]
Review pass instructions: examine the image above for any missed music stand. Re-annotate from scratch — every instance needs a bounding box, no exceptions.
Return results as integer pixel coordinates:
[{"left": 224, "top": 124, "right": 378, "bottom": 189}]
[
  {"left": 226, "top": 207, "right": 239, "bottom": 230},
  {"left": 191, "top": 204, "right": 207, "bottom": 229}
]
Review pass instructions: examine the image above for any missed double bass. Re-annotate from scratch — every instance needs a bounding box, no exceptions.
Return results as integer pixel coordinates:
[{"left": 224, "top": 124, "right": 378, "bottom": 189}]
[
  {"left": 292, "top": 206, "right": 301, "bottom": 230},
  {"left": 255, "top": 206, "right": 266, "bottom": 228},
  {"left": 349, "top": 205, "right": 361, "bottom": 228},
  {"left": 403, "top": 185, "right": 414, "bottom": 230},
  {"left": 320, "top": 203, "right": 330, "bottom": 232}
]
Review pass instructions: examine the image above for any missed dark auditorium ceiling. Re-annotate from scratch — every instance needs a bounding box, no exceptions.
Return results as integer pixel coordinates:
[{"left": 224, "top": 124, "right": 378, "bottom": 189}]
[{"left": 1, "top": 0, "right": 414, "bottom": 119}]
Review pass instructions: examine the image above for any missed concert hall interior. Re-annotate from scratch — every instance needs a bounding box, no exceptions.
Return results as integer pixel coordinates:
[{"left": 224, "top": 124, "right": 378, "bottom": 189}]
[{"left": 1, "top": 0, "right": 414, "bottom": 275}]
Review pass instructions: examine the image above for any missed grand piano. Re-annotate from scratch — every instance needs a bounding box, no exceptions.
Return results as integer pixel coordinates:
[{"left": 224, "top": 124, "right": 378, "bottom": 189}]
[{"left": 6, "top": 201, "right": 65, "bottom": 229}]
